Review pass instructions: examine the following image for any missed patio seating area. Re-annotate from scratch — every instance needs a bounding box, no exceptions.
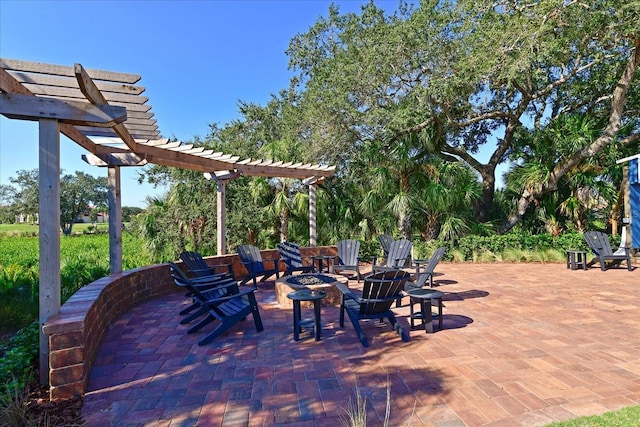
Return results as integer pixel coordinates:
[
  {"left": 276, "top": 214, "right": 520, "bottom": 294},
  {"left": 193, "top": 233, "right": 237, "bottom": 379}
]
[{"left": 82, "top": 262, "right": 640, "bottom": 426}]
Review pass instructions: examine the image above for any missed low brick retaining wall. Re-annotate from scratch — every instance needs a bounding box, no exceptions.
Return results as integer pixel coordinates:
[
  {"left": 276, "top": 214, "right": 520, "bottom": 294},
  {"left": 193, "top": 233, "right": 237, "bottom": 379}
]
[{"left": 42, "top": 246, "right": 336, "bottom": 400}]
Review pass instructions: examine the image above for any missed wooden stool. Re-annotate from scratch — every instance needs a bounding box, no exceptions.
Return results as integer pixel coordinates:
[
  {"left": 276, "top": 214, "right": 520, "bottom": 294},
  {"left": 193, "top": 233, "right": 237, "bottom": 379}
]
[
  {"left": 287, "top": 289, "right": 326, "bottom": 341},
  {"left": 565, "top": 250, "right": 588, "bottom": 270}
]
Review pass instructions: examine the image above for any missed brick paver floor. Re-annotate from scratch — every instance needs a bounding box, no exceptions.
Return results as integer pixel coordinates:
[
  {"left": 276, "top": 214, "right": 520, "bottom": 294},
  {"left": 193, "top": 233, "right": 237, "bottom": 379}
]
[{"left": 82, "top": 262, "right": 640, "bottom": 426}]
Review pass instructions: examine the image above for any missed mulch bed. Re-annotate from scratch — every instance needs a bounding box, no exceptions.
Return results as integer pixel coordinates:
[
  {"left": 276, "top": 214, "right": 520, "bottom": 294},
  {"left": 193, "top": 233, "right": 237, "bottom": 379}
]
[{"left": 24, "top": 383, "right": 84, "bottom": 426}]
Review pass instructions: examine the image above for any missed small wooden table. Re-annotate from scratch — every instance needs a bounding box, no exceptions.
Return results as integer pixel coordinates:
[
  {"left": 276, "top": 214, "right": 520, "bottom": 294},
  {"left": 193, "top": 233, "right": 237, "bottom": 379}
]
[
  {"left": 275, "top": 273, "right": 347, "bottom": 308},
  {"left": 565, "top": 250, "right": 588, "bottom": 270},
  {"left": 287, "top": 289, "right": 325, "bottom": 341},
  {"left": 406, "top": 288, "right": 444, "bottom": 333},
  {"left": 312, "top": 255, "right": 337, "bottom": 273}
]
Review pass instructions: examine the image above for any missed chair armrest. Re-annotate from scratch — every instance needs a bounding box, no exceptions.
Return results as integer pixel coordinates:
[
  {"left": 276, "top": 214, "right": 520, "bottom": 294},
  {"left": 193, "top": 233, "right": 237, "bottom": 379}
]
[
  {"left": 197, "top": 278, "right": 238, "bottom": 292},
  {"left": 372, "top": 265, "right": 400, "bottom": 273},
  {"left": 206, "top": 286, "right": 257, "bottom": 303},
  {"left": 336, "top": 282, "right": 361, "bottom": 300},
  {"left": 189, "top": 273, "right": 231, "bottom": 284}
]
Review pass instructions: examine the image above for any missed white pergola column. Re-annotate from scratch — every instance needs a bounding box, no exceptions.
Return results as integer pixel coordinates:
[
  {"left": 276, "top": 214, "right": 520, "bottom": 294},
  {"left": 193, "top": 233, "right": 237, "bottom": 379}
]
[
  {"left": 107, "top": 166, "right": 122, "bottom": 273},
  {"left": 38, "top": 118, "right": 61, "bottom": 385},
  {"left": 217, "top": 179, "right": 226, "bottom": 255},
  {"left": 309, "top": 183, "right": 317, "bottom": 247}
]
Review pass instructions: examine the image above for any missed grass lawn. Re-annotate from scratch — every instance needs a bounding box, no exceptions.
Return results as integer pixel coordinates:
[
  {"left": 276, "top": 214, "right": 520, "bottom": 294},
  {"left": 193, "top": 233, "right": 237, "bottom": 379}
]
[{"left": 0, "top": 222, "right": 113, "bottom": 236}]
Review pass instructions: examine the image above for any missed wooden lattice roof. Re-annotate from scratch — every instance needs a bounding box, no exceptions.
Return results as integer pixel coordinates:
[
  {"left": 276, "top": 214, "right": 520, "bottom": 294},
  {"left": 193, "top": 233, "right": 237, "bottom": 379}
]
[{"left": 0, "top": 58, "right": 335, "bottom": 180}]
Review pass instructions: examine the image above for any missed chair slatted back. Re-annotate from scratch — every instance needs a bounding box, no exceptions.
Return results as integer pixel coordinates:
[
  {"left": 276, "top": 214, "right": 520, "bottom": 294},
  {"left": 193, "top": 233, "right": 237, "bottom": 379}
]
[
  {"left": 278, "top": 242, "right": 305, "bottom": 269},
  {"left": 179, "top": 251, "right": 214, "bottom": 277},
  {"left": 359, "top": 269, "right": 410, "bottom": 315},
  {"left": 337, "top": 239, "right": 360, "bottom": 266},
  {"left": 414, "top": 247, "right": 445, "bottom": 288},
  {"left": 378, "top": 234, "right": 394, "bottom": 258},
  {"left": 237, "top": 245, "right": 267, "bottom": 274},
  {"left": 384, "top": 238, "right": 412, "bottom": 268},
  {"left": 584, "top": 231, "right": 614, "bottom": 256}
]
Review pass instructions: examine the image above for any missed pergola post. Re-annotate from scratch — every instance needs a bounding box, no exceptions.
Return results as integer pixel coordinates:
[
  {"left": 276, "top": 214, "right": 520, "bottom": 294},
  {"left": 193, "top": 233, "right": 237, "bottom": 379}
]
[
  {"left": 309, "top": 183, "right": 317, "bottom": 247},
  {"left": 217, "top": 179, "right": 226, "bottom": 255},
  {"left": 107, "top": 166, "right": 123, "bottom": 273},
  {"left": 38, "top": 118, "right": 61, "bottom": 385}
]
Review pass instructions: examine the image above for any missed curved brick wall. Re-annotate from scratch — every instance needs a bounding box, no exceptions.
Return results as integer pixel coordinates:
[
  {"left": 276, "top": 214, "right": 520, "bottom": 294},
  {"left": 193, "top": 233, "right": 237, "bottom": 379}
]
[{"left": 42, "top": 247, "right": 335, "bottom": 400}]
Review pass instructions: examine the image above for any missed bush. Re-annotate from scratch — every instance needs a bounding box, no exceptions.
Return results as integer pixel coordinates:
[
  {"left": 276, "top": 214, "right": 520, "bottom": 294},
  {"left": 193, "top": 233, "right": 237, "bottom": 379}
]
[{"left": 0, "top": 322, "right": 38, "bottom": 389}]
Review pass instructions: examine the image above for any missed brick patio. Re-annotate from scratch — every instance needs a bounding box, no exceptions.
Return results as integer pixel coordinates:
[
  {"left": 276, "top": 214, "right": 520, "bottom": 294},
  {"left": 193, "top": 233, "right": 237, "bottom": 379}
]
[{"left": 82, "top": 262, "right": 640, "bottom": 426}]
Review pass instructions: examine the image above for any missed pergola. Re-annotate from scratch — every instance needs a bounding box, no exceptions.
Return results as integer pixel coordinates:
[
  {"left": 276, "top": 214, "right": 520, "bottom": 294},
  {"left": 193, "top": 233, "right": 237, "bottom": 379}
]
[{"left": 0, "top": 58, "right": 335, "bottom": 384}]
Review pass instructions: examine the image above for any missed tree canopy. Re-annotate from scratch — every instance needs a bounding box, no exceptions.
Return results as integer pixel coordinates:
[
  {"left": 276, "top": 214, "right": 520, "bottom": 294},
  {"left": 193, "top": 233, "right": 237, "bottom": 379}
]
[{"left": 136, "top": 0, "right": 639, "bottom": 257}]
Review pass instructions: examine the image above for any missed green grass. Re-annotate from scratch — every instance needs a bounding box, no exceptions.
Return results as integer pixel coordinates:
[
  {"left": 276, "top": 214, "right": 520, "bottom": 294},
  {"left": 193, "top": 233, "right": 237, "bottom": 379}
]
[
  {"left": 0, "top": 222, "right": 115, "bottom": 236},
  {"left": 545, "top": 405, "right": 640, "bottom": 426}
]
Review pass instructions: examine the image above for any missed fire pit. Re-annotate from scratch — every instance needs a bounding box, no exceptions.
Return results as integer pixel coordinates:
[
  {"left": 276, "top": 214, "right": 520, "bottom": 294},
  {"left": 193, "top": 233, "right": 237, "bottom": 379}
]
[{"left": 275, "top": 273, "right": 348, "bottom": 308}]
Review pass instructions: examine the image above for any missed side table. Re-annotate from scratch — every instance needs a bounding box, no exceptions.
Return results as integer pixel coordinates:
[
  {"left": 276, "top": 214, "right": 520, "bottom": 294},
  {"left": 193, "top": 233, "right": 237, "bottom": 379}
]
[
  {"left": 565, "top": 250, "right": 588, "bottom": 270},
  {"left": 287, "top": 289, "right": 326, "bottom": 341},
  {"left": 313, "top": 255, "right": 336, "bottom": 273},
  {"left": 406, "top": 288, "right": 444, "bottom": 333}
]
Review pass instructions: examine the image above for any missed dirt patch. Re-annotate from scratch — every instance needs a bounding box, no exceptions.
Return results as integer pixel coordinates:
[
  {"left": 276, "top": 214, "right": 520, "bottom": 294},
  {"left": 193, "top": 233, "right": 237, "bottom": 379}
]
[{"left": 24, "top": 383, "right": 84, "bottom": 426}]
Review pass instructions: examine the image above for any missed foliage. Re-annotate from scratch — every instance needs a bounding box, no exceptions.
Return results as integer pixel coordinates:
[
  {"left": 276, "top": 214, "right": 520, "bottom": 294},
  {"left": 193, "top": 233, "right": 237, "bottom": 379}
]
[
  {"left": 2, "top": 169, "right": 109, "bottom": 235},
  {"left": 412, "top": 232, "right": 589, "bottom": 263},
  {"left": 545, "top": 405, "right": 640, "bottom": 427},
  {"left": 287, "top": 0, "right": 639, "bottom": 227},
  {"left": 0, "top": 322, "right": 38, "bottom": 390}
]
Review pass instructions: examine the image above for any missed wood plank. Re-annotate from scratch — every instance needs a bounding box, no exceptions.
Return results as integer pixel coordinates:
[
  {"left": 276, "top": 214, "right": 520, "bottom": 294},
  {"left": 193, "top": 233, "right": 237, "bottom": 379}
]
[
  {"left": 82, "top": 152, "right": 147, "bottom": 166},
  {"left": 0, "top": 58, "right": 141, "bottom": 83},
  {"left": 107, "top": 166, "right": 123, "bottom": 274},
  {"left": 9, "top": 71, "right": 145, "bottom": 94},
  {"left": 38, "top": 118, "right": 61, "bottom": 385},
  {"left": 0, "top": 92, "right": 127, "bottom": 127},
  {"left": 23, "top": 83, "right": 149, "bottom": 104}
]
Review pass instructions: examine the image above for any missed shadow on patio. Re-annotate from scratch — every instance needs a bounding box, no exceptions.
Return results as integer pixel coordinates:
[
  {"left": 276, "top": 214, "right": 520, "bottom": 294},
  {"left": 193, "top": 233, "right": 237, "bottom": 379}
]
[{"left": 82, "top": 262, "right": 640, "bottom": 426}]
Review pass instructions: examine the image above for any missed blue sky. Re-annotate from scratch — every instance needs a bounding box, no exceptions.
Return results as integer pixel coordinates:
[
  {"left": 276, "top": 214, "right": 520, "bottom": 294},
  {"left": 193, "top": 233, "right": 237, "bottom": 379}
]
[{"left": 1, "top": 0, "right": 401, "bottom": 207}]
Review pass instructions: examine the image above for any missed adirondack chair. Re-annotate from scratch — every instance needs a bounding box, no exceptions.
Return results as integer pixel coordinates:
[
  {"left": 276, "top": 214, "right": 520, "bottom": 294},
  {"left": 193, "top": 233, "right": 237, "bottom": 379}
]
[
  {"left": 168, "top": 261, "right": 264, "bottom": 346},
  {"left": 406, "top": 247, "right": 446, "bottom": 290},
  {"left": 278, "top": 241, "right": 314, "bottom": 276},
  {"left": 584, "top": 231, "right": 633, "bottom": 271},
  {"left": 168, "top": 261, "right": 240, "bottom": 323},
  {"left": 179, "top": 250, "right": 234, "bottom": 279},
  {"left": 337, "top": 269, "right": 411, "bottom": 347},
  {"left": 333, "top": 239, "right": 362, "bottom": 281},
  {"left": 374, "top": 238, "right": 413, "bottom": 270},
  {"left": 237, "top": 245, "right": 280, "bottom": 286},
  {"left": 378, "top": 234, "right": 394, "bottom": 259}
]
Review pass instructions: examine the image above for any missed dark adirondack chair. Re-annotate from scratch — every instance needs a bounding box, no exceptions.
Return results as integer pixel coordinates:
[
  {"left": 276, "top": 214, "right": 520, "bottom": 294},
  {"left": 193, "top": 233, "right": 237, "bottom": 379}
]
[
  {"left": 169, "top": 261, "right": 239, "bottom": 322},
  {"left": 374, "top": 238, "right": 413, "bottom": 270},
  {"left": 179, "top": 251, "right": 234, "bottom": 279},
  {"left": 333, "top": 239, "right": 362, "bottom": 281},
  {"left": 278, "top": 242, "right": 314, "bottom": 276},
  {"left": 406, "top": 247, "right": 446, "bottom": 290},
  {"left": 378, "top": 234, "right": 394, "bottom": 259},
  {"left": 237, "top": 245, "right": 280, "bottom": 286},
  {"left": 337, "top": 269, "right": 411, "bottom": 347},
  {"left": 584, "top": 231, "right": 633, "bottom": 271},
  {"left": 168, "top": 262, "right": 264, "bottom": 346}
]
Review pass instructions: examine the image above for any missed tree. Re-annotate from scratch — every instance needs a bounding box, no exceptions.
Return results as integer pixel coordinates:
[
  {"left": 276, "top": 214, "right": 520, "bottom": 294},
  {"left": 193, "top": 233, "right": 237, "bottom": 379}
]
[
  {"left": 59, "top": 171, "right": 108, "bottom": 235},
  {"left": 121, "top": 206, "right": 144, "bottom": 222},
  {"left": 3, "top": 169, "right": 108, "bottom": 235},
  {"left": 287, "top": 0, "right": 640, "bottom": 228}
]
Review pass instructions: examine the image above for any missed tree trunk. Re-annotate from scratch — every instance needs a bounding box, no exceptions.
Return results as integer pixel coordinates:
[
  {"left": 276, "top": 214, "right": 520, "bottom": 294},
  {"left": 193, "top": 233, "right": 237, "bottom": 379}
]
[
  {"left": 280, "top": 209, "right": 289, "bottom": 242},
  {"left": 504, "top": 38, "right": 640, "bottom": 232}
]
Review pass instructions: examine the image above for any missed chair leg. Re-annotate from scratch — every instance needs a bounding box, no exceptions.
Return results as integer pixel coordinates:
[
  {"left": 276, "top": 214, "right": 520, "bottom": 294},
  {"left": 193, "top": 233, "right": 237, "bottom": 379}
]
[
  {"left": 179, "top": 300, "right": 200, "bottom": 316},
  {"left": 198, "top": 320, "right": 233, "bottom": 346},
  {"left": 387, "top": 315, "right": 410, "bottom": 342},
  {"left": 348, "top": 316, "right": 369, "bottom": 347},
  {"left": 249, "top": 294, "right": 264, "bottom": 332},
  {"left": 188, "top": 313, "right": 216, "bottom": 333},
  {"left": 181, "top": 305, "right": 208, "bottom": 324}
]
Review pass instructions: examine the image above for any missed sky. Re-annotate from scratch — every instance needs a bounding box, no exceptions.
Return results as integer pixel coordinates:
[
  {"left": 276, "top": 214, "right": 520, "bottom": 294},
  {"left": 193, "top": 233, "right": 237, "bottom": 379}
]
[{"left": 1, "top": 0, "right": 403, "bottom": 207}]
